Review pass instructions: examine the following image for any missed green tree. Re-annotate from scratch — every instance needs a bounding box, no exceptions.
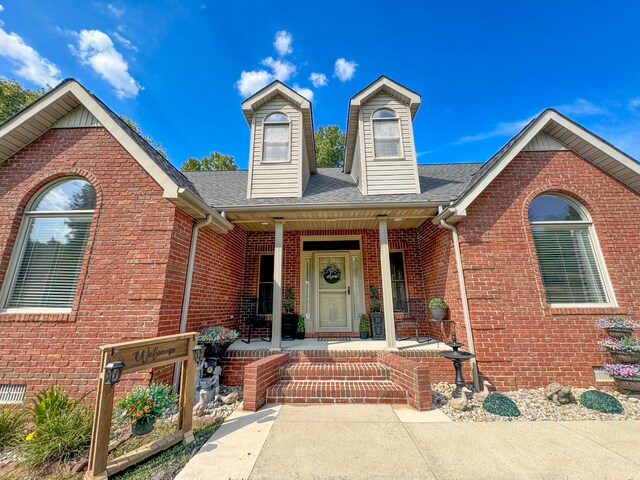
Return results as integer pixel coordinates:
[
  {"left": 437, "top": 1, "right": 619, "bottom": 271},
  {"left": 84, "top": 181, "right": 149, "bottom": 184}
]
[
  {"left": 314, "top": 125, "right": 346, "bottom": 168},
  {"left": 119, "top": 115, "right": 167, "bottom": 158},
  {"left": 181, "top": 151, "right": 239, "bottom": 171},
  {"left": 0, "top": 77, "right": 47, "bottom": 123}
]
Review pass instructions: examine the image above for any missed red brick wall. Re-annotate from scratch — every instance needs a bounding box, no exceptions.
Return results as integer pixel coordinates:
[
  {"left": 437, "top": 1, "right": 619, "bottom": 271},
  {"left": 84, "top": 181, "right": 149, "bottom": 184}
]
[
  {"left": 457, "top": 150, "right": 640, "bottom": 388},
  {"left": 0, "top": 128, "right": 192, "bottom": 397},
  {"left": 243, "top": 352, "right": 289, "bottom": 411},
  {"left": 378, "top": 351, "right": 432, "bottom": 410}
]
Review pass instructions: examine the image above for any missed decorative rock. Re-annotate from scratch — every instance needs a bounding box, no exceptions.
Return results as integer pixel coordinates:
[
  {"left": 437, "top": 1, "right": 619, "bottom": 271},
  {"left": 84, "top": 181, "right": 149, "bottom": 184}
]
[{"left": 544, "top": 383, "right": 575, "bottom": 405}]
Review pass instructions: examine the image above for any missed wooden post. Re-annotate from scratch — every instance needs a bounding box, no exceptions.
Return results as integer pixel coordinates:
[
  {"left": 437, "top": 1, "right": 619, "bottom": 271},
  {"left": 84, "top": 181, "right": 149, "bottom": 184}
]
[
  {"left": 86, "top": 352, "right": 115, "bottom": 480},
  {"left": 178, "top": 334, "right": 196, "bottom": 444}
]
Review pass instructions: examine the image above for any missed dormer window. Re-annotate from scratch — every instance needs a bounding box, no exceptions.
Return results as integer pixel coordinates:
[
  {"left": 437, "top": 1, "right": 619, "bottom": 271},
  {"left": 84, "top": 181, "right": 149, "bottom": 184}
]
[
  {"left": 372, "top": 108, "right": 402, "bottom": 159},
  {"left": 263, "top": 112, "right": 290, "bottom": 162}
]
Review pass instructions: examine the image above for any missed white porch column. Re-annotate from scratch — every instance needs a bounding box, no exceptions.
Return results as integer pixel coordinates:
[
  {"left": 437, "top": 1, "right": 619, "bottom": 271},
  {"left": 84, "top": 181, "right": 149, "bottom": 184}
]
[
  {"left": 270, "top": 220, "right": 284, "bottom": 350},
  {"left": 378, "top": 217, "right": 397, "bottom": 349}
]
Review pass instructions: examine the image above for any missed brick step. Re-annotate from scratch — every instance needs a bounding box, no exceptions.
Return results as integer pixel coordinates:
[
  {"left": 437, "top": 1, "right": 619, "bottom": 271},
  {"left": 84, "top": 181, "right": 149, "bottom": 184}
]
[
  {"left": 266, "top": 380, "right": 407, "bottom": 404},
  {"left": 280, "top": 362, "right": 389, "bottom": 381},
  {"left": 287, "top": 351, "right": 378, "bottom": 363}
]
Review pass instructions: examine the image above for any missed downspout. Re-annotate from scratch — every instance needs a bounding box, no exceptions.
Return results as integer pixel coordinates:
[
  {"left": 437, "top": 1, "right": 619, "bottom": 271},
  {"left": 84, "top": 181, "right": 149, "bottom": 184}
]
[
  {"left": 439, "top": 218, "right": 480, "bottom": 391},
  {"left": 173, "top": 214, "right": 213, "bottom": 392}
]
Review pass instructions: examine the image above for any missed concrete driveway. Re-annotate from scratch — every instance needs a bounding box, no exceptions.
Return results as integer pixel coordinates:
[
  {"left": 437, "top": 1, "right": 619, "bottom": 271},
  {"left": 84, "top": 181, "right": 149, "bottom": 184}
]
[{"left": 177, "top": 404, "right": 640, "bottom": 480}]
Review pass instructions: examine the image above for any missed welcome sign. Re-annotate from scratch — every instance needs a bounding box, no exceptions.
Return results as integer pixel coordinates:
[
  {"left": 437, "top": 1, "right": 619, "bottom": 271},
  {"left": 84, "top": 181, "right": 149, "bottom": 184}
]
[{"left": 101, "top": 335, "right": 191, "bottom": 375}]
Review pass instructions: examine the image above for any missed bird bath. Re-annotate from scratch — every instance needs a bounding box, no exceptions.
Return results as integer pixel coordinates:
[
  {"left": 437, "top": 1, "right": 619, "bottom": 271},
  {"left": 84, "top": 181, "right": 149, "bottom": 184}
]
[{"left": 439, "top": 332, "right": 475, "bottom": 398}]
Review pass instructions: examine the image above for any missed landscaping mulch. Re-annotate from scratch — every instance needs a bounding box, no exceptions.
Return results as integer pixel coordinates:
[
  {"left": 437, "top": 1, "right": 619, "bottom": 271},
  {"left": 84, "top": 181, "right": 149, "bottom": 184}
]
[{"left": 432, "top": 382, "right": 640, "bottom": 422}]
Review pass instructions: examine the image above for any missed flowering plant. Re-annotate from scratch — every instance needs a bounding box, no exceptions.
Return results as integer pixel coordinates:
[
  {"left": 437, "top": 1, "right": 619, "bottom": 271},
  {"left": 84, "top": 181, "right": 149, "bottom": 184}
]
[
  {"left": 116, "top": 383, "right": 176, "bottom": 423},
  {"left": 599, "top": 337, "right": 640, "bottom": 353},
  {"left": 603, "top": 363, "right": 640, "bottom": 379},
  {"left": 199, "top": 326, "right": 240, "bottom": 344},
  {"left": 594, "top": 316, "right": 638, "bottom": 330}
]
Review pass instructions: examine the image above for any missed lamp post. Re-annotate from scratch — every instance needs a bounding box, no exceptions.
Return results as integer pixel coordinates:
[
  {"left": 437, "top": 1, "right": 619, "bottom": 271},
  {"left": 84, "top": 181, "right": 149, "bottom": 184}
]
[{"left": 104, "top": 361, "right": 125, "bottom": 385}]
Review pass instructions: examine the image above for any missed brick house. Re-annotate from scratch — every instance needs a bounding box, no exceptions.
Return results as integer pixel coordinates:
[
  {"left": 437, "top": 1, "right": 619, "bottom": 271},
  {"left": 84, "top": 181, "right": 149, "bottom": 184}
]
[{"left": 1, "top": 77, "right": 639, "bottom": 410}]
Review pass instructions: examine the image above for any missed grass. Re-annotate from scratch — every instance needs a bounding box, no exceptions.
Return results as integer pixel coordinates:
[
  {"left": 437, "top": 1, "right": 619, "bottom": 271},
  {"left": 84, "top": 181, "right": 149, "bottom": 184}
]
[
  {"left": 110, "top": 419, "right": 221, "bottom": 480},
  {"left": 0, "top": 405, "right": 28, "bottom": 449}
]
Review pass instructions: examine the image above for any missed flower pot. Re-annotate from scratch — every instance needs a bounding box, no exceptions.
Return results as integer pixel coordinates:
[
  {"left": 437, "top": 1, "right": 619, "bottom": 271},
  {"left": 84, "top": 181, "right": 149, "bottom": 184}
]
[
  {"left": 282, "top": 313, "right": 298, "bottom": 340},
  {"left": 430, "top": 307, "right": 447, "bottom": 322},
  {"left": 131, "top": 416, "right": 155, "bottom": 436},
  {"left": 610, "top": 352, "right": 640, "bottom": 363},
  {"left": 201, "top": 340, "right": 233, "bottom": 359},
  {"left": 613, "top": 377, "right": 640, "bottom": 392},
  {"left": 295, "top": 331, "right": 305, "bottom": 340},
  {"left": 360, "top": 331, "right": 368, "bottom": 340},
  {"left": 605, "top": 328, "right": 633, "bottom": 339},
  {"left": 369, "top": 312, "right": 385, "bottom": 340}
]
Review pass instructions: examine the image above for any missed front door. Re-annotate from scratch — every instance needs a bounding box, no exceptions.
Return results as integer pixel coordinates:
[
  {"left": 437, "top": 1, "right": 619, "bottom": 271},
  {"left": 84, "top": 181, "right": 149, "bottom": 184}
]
[{"left": 315, "top": 253, "right": 351, "bottom": 332}]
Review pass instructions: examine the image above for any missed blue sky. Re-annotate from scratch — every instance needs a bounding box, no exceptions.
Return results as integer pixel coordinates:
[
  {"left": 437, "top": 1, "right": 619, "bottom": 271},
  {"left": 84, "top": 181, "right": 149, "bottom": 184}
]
[{"left": 1, "top": 1, "right": 640, "bottom": 170}]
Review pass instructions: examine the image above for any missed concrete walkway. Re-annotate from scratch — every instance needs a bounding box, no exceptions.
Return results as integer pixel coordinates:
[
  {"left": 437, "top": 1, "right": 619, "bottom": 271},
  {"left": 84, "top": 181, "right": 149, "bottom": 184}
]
[{"left": 177, "top": 404, "right": 640, "bottom": 480}]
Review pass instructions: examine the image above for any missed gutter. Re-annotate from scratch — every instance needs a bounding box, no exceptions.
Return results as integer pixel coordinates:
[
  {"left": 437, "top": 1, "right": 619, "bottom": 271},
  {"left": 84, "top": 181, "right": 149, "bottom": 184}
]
[
  {"left": 438, "top": 218, "right": 480, "bottom": 391},
  {"left": 172, "top": 214, "right": 213, "bottom": 391}
]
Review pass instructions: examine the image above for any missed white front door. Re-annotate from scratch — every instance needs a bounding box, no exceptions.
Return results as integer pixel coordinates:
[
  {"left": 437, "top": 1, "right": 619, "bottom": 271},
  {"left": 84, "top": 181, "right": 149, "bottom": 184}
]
[{"left": 315, "top": 253, "right": 351, "bottom": 332}]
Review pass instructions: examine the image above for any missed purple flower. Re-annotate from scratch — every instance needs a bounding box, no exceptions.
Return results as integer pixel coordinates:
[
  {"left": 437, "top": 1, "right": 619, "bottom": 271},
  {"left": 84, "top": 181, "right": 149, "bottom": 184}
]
[
  {"left": 594, "top": 316, "right": 638, "bottom": 330},
  {"left": 603, "top": 363, "right": 640, "bottom": 379}
]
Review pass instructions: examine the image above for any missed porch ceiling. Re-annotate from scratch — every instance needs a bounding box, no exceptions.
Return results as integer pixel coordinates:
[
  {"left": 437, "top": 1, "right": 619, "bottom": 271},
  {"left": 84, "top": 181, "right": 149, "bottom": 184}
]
[{"left": 226, "top": 206, "right": 437, "bottom": 231}]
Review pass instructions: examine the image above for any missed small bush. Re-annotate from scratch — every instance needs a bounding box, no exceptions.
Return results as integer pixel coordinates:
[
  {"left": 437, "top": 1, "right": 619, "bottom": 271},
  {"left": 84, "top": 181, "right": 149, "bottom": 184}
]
[
  {"left": 23, "top": 385, "right": 93, "bottom": 468},
  {"left": 579, "top": 390, "right": 624, "bottom": 414},
  {"left": 483, "top": 392, "right": 521, "bottom": 417},
  {"left": 0, "top": 405, "right": 28, "bottom": 449}
]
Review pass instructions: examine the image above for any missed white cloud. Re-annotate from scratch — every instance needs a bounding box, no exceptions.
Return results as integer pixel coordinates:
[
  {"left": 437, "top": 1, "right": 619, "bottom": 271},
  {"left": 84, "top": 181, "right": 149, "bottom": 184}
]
[
  {"left": 112, "top": 31, "right": 138, "bottom": 52},
  {"left": 629, "top": 98, "right": 640, "bottom": 110},
  {"left": 261, "top": 56, "right": 296, "bottom": 82},
  {"left": 416, "top": 151, "right": 432, "bottom": 158},
  {"left": 455, "top": 116, "right": 535, "bottom": 144},
  {"left": 0, "top": 21, "right": 62, "bottom": 86},
  {"left": 0, "top": 5, "right": 4, "bottom": 12},
  {"left": 553, "top": 98, "right": 609, "bottom": 116},
  {"left": 236, "top": 69, "right": 272, "bottom": 97},
  {"left": 273, "top": 30, "right": 292, "bottom": 56},
  {"left": 309, "top": 72, "right": 328, "bottom": 88},
  {"left": 72, "top": 29, "right": 141, "bottom": 98},
  {"left": 107, "top": 4, "right": 125, "bottom": 18},
  {"left": 334, "top": 58, "right": 357, "bottom": 82},
  {"left": 293, "top": 84, "right": 313, "bottom": 101}
]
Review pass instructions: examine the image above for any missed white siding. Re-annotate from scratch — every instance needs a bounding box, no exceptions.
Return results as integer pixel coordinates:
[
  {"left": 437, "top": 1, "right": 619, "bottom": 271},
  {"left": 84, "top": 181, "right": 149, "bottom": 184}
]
[
  {"left": 301, "top": 124, "right": 310, "bottom": 194},
  {"left": 523, "top": 132, "right": 568, "bottom": 151},
  {"left": 361, "top": 93, "right": 420, "bottom": 195},
  {"left": 350, "top": 129, "right": 363, "bottom": 191},
  {"left": 52, "top": 106, "right": 101, "bottom": 128},
  {"left": 249, "top": 96, "right": 302, "bottom": 198}
]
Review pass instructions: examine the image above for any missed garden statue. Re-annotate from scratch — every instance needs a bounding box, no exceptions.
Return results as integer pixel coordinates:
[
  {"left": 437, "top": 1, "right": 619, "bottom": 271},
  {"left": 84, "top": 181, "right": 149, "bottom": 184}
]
[{"left": 544, "top": 382, "right": 574, "bottom": 405}]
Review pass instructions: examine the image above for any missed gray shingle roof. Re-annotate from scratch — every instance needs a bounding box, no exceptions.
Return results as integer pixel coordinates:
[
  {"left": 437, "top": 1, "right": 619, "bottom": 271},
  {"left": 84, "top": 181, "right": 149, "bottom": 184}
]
[{"left": 184, "top": 163, "right": 483, "bottom": 209}]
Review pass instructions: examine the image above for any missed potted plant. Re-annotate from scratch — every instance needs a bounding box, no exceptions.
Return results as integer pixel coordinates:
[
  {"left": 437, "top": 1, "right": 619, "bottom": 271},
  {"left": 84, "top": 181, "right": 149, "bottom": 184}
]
[
  {"left": 603, "top": 363, "right": 640, "bottom": 392},
  {"left": 599, "top": 337, "right": 640, "bottom": 363},
  {"left": 296, "top": 315, "right": 306, "bottom": 340},
  {"left": 368, "top": 286, "right": 385, "bottom": 340},
  {"left": 199, "top": 326, "right": 240, "bottom": 359},
  {"left": 595, "top": 317, "right": 638, "bottom": 339},
  {"left": 282, "top": 287, "right": 297, "bottom": 340},
  {"left": 429, "top": 298, "right": 448, "bottom": 321},
  {"left": 116, "top": 383, "right": 177, "bottom": 436},
  {"left": 359, "top": 313, "right": 369, "bottom": 339}
]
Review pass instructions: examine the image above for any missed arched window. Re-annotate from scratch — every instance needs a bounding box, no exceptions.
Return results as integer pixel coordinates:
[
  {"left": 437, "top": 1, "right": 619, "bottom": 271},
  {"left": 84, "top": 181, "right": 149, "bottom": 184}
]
[
  {"left": 263, "top": 112, "right": 290, "bottom": 162},
  {"left": 1, "top": 178, "right": 96, "bottom": 310},
  {"left": 372, "top": 108, "right": 402, "bottom": 159},
  {"left": 528, "top": 193, "right": 613, "bottom": 305}
]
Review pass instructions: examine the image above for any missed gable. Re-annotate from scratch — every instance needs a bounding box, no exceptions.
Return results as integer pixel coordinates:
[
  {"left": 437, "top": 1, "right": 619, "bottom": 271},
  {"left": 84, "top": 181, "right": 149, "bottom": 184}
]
[
  {"left": 52, "top": 106, "right": 101, "bottom": 128},
  {"left": 436, "top": 109, "right": 640, "bottom": 223},
  {"left": 522, "top": 132, "right": 568, "bottom": 151}
]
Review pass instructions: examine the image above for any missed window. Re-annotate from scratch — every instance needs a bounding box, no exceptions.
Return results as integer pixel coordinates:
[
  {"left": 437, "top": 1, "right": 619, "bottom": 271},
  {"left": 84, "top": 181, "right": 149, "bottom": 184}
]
[
  {"left": 257, "top": 254, "right": 274, "bottom": 315},
  {"left": 390, "top": 251, "right": 408, "bottom": 312},
  {"left": 2, "top": 178, "right": 96, "bottom": 310},
  {"left": 263, "top": 112, "right": 290, "bottom": 162},
  {"left": 528, "top": 193, "right": 613, "bottom": 306},
  {"left": 372, "top": 108, "right": 402, "bottom": 159}
]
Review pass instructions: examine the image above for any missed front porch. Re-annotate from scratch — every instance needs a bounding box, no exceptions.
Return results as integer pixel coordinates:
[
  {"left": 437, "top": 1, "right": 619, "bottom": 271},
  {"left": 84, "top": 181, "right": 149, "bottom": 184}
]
[{"left": 228, "top": 337, "right": 450, "bottom": 351}]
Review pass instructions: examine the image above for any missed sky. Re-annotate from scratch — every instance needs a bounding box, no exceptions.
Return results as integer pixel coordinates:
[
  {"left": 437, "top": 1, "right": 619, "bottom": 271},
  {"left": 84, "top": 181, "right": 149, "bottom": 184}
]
[{"left": 1, "top": 1, "right": 640, "bottom": 170}]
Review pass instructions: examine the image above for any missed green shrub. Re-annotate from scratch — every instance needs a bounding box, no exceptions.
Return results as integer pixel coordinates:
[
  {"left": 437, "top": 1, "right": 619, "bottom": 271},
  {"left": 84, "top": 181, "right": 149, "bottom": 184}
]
[
  {"left": 483, "top": 392, "right": 521, "bottom": 417},
  {"left": 579, "top": 390, "right": 624, "bottom": 414},
  {"left": 23, "top": 385, "right": 93, "bottom": 468},
  {"left": 0, "top": 405, "right": 28, "bottom": 449},
  {"left": 359, "top": 314, "right": 369, "bottom": 333}
]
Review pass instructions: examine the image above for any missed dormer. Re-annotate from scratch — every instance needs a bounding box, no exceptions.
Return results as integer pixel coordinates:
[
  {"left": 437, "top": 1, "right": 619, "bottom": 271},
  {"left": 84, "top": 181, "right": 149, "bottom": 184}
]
[
  {"left": 242, "top": 81, "right": 316, "bottom": 198},
  {"left": 344, "top": 76, "right": 421, "bottom": 195}
]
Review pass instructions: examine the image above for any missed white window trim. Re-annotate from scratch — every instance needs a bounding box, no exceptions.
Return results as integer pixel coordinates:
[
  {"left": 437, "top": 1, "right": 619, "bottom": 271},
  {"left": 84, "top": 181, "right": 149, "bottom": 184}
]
[
  {"left": 262, "top": 112, "right": 291, "bottom": 164},
  {"left": 529, "top": 194, "right": 617, "bottom": 309},
  {"left": 0, "top": 178, "right": 94, "bottom": 312},
  {"left": 372, "top": 108, "right": 404, "bottom": 161}
]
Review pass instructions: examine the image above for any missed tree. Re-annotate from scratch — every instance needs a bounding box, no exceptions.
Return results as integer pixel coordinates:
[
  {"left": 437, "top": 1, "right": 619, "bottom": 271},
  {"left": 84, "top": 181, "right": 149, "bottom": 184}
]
[
  {"left": 314, "top": 125, "right": 346, "bottom": 168},
  {"left": 181, "top": 152, "right": 239, "bottom": 171},
  {"left": 119, "top": 116, "right": 167, "bottom": 158},
  {"left": 0, "top": 77, "right": 46, "bottom": 123}
]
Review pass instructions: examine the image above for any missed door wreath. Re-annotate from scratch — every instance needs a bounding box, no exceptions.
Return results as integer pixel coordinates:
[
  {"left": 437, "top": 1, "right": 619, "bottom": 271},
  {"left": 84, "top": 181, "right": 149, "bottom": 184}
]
[{"left": 322, "top": 263, "right": 342, "bottom": 284}]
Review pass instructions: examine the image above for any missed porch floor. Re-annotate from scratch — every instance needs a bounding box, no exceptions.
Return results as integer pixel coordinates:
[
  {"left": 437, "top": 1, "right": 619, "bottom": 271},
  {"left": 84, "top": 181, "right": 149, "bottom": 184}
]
[{"left": 229, "top": 337, "right": 450, "bottom": 351}]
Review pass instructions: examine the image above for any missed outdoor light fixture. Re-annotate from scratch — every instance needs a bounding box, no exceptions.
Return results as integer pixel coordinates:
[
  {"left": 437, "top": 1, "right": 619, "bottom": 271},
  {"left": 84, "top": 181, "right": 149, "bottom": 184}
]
[
  {"left": 103, "top": 361, "right": 125, "bottom": 385},
  {"left": 192, "top": 345, "right": 205, "bottom": 364}
]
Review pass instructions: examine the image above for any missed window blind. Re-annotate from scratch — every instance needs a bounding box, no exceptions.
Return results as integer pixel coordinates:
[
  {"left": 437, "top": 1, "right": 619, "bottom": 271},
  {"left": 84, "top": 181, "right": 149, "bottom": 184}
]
[
  {"left": 263, "top": 124, "right": 289, "bottom": 162},
  {"left": 373, "top": 120, "right": 401, "bottom": 158},
  {"left": 8, "top": 216, "right": 91, "bottom": 308},
  {"left": 531, "top": 226, "right": 607, "bottom": 304}
]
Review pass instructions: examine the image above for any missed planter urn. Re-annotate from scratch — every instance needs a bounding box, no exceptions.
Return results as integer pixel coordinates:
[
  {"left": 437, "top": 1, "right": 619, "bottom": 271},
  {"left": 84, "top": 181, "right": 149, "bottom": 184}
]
[
  {"left": 430, "top": 307, "right": 448, "bottom": 322},
  {"left": 605, "top": 328, "right": 633, "bottom": 339},
  {"left": 369, "top": 312, "right": 385, "bottom": 340},
  {"left": 612, "top": 377, "right": 640, "bottom": 392},
  {"left": 131, "top": 416, "right": 155, "bottom": 436},
  {"left": 609, "top": 352, "right": 640, "bottom": 363},
  {"left": 200, "top": 340, "right": 234, "bottom": 359},
  {"left": 360, "top": 331, "right": 368, "bottom": 340}
]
